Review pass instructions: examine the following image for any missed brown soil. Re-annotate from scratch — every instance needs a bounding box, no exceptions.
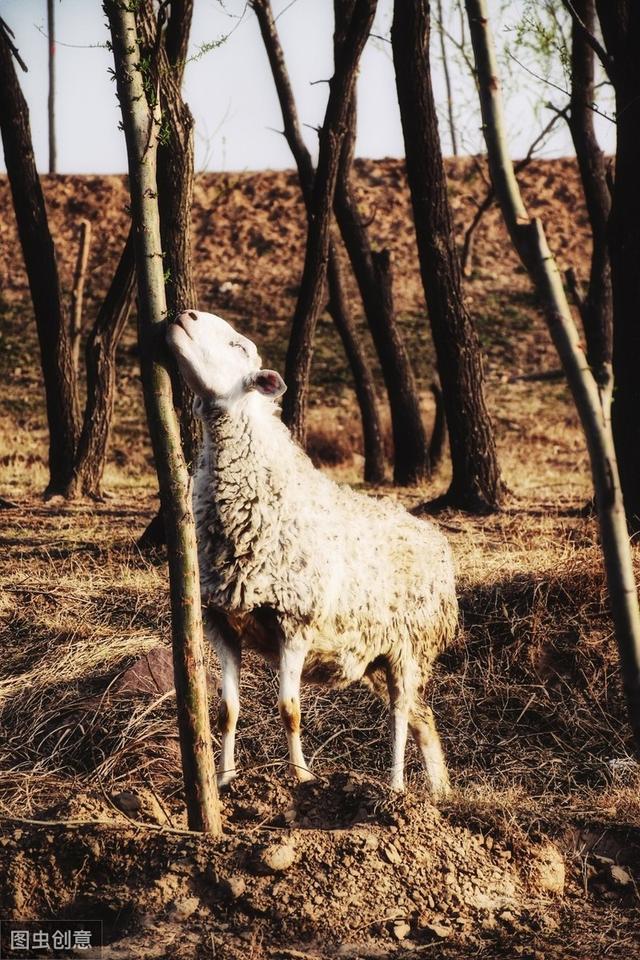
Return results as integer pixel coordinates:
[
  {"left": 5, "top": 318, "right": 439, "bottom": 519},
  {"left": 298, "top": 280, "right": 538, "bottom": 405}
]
[{"left": 1, "top": 158, "right": 639, "bottom": 959}]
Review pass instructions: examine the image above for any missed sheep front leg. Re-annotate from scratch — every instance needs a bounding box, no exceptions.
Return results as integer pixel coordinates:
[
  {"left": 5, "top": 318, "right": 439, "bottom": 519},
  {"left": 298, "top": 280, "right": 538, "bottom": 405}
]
[
  {"left": 217, "top": 644, "right": 241, "bottom": 788},
  {"left": 279, "top": 640, "right": 314, "bottom": 783}
]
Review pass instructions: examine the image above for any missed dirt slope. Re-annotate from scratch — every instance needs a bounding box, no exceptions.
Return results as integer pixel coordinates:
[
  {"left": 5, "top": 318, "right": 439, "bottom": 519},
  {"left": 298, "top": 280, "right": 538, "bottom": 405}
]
[{"left": 0, "top": 156, "right": 591, "bottom": 340}]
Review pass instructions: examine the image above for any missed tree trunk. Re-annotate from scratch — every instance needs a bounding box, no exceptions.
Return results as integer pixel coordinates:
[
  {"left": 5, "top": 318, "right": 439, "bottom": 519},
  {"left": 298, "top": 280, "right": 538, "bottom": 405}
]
[
  {"left": 106, "top": 0, "right": 221, "bottom": 834},
  {"left": 0, "top": 21, "right": 79, "bottom": 495},
  {"left": 138, "top": 0, "right": 199, "bottom": 472},
  {"left": 70, "top": 219, "right": 92, "bottom": 374},
  {"left": 334, "top": 84, "right": 430, "bottom": 485},
  {"left": 593, "top": 0, "right": 640, "bottom": 532},
  {"left": 47, "top": 0, "right": 56, "bottom": 173},
  {"left": 436, "top": 0, "right": 458, "bottom": 156},
  {"left": 567, "top": 0, "right": 612, "bottom": 391},
  {"left": 325, "top": 246, "right": 386, "bottom": 483},
  {"left": 280, "top": 0, "right": 377, "bottom": 444},
  {"left": 333, "top": 0, "right": 429, "bottom": 485},
  {"left": 252, "top": 0, "right": 386, "bottom": 484},
  {"left": 466, "top": 0, "right": 640, "bottom": 752},
  {"left": 65, "top": 230, "right": 135, "bottom": 499},
  {"left": 392, "top": 0, "right": 503, "bottom": 511}
]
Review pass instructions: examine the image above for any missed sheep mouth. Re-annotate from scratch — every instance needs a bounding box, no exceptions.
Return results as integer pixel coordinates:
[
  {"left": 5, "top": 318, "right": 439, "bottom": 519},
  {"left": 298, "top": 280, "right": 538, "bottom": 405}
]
[
  {"left": 171, "top": 316, "right": 193, "bottom": 338},
  {"left": 166, "top": 321, "right": 193, "bottom": 358}
]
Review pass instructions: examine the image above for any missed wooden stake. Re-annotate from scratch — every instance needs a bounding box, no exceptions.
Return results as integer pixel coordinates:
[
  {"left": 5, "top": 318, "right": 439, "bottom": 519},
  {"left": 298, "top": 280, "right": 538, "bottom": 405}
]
[{"left": 105, "top": 0, "right": 221, "bottom": 834}]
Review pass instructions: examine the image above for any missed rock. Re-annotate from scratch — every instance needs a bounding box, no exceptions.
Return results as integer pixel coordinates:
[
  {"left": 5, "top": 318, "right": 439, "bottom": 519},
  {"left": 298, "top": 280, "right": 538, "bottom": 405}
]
[
  {"left": 531, "top": 842, "right": 565, "bottom": 896},
  {"left": 169, "top": 897, "right": 200, "bottom": 920},
  {"left": 232, "top": 802, "right": 266, "bottom": 821},
  {"left": 113, "top": 647, "right": 176, "bottom": 696},
  {"left": 224, "top": 875, "right": 246, "bottom": 899},
  {"left": 112, "top": 790, "right": 142, "bottom": 816},
  {"left": 392, "top": 921, "right": 411, "bottom": 941},
  {"left": 382, "top": 843, "right": 402, "bottom": 865},
  {"left": 610, "top": 864, "right": 633, "bottom": 887},
  {"left": 424, "top": 921, "right": 453, "bottom": 939},
  {"left": 257, "top": 842, "right": 297, "bottom": 874}
]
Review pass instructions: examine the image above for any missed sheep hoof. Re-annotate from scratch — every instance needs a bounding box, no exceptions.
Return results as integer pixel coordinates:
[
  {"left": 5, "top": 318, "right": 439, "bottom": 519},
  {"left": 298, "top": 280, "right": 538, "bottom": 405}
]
[
  {"left": 389, "top": 778, "right": 405, "bottom": 794},
  {"left": 217, "top": 769, "right": 238, "bottom": 791},
  {"left": 431, "top": 781, "right": 452, "bottom": 801}
]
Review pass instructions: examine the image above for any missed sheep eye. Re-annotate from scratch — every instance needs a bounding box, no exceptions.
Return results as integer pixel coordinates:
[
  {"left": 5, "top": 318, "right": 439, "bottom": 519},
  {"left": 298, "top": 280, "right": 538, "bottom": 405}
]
[{"left": 230, "top": 340, "right": 249, "bottom": 357}]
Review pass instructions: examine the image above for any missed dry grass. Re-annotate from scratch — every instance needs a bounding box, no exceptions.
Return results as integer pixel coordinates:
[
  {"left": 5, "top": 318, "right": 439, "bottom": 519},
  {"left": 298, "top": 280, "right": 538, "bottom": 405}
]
[{"left": 1, "top": 424, "right": 638, "bottom": 833}]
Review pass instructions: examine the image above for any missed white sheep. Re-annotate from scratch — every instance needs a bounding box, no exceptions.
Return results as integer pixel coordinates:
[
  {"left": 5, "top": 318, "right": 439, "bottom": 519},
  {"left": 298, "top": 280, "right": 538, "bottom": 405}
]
[{"left": 167, "top": 310, "right": 458, "bottom": 794}]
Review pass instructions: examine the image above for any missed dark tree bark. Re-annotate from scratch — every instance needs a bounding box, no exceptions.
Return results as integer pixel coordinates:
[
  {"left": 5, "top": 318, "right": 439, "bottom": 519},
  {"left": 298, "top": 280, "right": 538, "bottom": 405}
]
[
  {"left": 0, "top": 20, "right": 79, "bottom": 495},
  {"left": 325, "top": 248, "right": 386, "bottom": 482},
  {"left": 391, "top": 0, "right": 503, "bottom": 511},
  {"left": 252, "top": 0, "right": 385, "bottom": 483},
  {"left": 334, "top": 84, "right": 430, "bottom": 484},
  {"left": 593, "top": 0, "right": 640, "bottom": 531},
  {"left": 280, "top": 0, "right": 377, "bottom": 444},
  {"left": 47, "top": 0, "right": 56, "bottom": 173},
  {"left": 106, "top": 0, "right": 221, "bottom": 834},
  {"left": 333, "top": 0, "right": 429, "bottom": 485},
  {"left": 567, "top": 0, "right": 612, "bottom": 391},
  {"left": 65, "top": 232, "right": 136, "bottom": 499}
]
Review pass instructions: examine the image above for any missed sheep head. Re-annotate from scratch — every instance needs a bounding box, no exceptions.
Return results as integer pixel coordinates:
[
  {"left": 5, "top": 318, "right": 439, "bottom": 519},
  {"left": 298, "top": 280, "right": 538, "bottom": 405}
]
[{"left": 167, "top": 310, "right": 286, "bottom": 411}]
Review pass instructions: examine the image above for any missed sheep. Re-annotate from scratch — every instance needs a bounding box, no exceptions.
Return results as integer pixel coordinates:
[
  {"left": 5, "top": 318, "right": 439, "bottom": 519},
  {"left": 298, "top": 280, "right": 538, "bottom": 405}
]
[{"left": 167, "top": 309, "right": 458, "bottom": 795}]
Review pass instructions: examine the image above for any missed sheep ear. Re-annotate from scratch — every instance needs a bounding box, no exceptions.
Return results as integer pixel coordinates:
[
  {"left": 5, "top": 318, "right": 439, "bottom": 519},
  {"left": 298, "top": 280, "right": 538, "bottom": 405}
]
[
  {"left": 192, "top": 396, "right": 205, "bottom": 419},
  {"left": 248, "top": 369, "right": 287, "bottom": 398}
]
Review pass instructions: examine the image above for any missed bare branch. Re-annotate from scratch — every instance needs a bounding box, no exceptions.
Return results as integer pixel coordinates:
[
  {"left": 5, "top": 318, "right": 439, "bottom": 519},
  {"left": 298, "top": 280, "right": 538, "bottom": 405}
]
[
  {"left": 508, "top": 50, "right": 616, "bottom": 123},
  {"left": 462, "top": 110, "right": 564, "bottom": 274},
  {"left": 559, "top": 0, "right": 614, "bottom": 80},
  {"left": 0, "top": 16, "right": 27, "bottom": 72}
]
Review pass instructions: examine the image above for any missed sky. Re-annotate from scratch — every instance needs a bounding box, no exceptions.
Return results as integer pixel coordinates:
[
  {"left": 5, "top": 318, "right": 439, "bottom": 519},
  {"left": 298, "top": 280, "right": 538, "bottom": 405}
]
[{"left": 0, "top": 0, "right": 616, "bottom": 175}]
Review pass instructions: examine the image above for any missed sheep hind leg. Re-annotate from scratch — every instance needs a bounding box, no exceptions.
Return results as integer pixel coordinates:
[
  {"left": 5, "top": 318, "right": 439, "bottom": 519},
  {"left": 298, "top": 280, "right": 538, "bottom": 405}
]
[
  {"left": 279, "top": 641, "right": 314, "bottom": 783},
  {"left": 409, "top": 703, "right": 450, "bottom": 799},
  {"left": 385, "top": 661, "right": 411, "bottom": 793}
]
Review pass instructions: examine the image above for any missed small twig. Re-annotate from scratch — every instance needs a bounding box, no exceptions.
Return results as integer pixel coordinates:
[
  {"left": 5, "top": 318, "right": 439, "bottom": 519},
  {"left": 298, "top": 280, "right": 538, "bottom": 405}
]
[{"left": 508, "top": 52, "right": 615, "bottom": 124}]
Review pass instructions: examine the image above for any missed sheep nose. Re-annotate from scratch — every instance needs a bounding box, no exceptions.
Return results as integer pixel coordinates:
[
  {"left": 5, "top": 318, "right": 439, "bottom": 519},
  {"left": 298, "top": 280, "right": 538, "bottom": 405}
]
[{"left": 172, "top": 309, "right": 196, "bottom": 324}]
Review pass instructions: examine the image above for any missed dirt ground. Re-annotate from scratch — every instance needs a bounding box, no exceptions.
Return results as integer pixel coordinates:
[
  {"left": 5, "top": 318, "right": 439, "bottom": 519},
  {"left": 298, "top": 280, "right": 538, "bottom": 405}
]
[{"left": 1, "top": 158, "right": 639, "bottom": 958}]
